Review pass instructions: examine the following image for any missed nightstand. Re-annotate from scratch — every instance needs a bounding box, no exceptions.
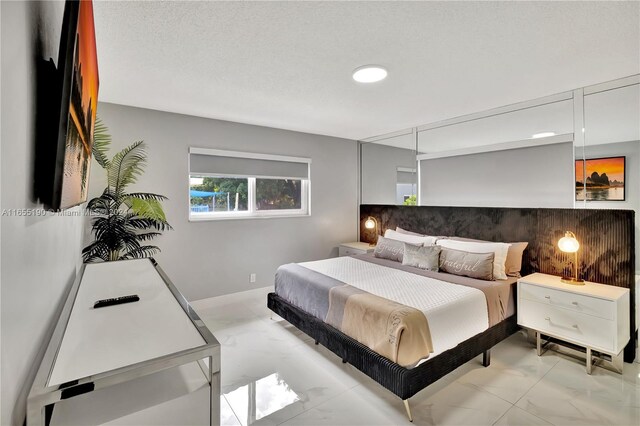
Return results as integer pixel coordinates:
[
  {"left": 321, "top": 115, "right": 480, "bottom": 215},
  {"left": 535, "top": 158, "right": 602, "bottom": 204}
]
[
  {"left": 338, "top": 242, "right": 374, "bottom": 257},
  {"left": 517, "top": 272, "right": 630, "bottom": 374}
]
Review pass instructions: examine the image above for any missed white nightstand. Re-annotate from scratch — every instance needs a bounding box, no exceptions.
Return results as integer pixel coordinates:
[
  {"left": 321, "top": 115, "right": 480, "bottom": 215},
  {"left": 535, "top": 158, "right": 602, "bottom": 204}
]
[
  {"left": 338, "top": 242, "right": 375, "bottom": 257},
  {"left": 517, "top": 273, "right": 630, "bottom": 374}
]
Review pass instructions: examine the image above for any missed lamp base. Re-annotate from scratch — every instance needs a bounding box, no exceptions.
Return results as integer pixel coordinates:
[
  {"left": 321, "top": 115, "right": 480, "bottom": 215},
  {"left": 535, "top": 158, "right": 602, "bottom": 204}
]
[{"left": 561, "top": 276, "right": 585, "bottom": 285}]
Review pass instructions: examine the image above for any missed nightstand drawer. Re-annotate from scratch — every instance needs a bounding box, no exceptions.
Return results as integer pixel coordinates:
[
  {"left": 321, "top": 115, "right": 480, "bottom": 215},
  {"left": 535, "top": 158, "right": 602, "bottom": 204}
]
[
  {"left": 339, "top": 247, "right": 363, "bottom": 257},
  {"left": 519, "top": 282, "right": 614, "bottom": 320},
  {"left": 338, "top": 242, "right": 374, "bottom": 257},
  {"left": 519, "top": 299, "right": 614, "bottom": 352}
]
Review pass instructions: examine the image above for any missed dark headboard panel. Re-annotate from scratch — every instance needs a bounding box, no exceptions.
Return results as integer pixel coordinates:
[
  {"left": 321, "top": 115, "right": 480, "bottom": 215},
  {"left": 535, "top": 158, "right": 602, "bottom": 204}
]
[{"left": 360, "top": 204, "right": 636, "bottom": 361}]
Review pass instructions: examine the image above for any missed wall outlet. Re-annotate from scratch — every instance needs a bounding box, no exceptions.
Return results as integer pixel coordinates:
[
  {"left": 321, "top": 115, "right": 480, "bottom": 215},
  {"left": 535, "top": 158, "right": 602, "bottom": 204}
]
[{"left": 250, "top": 273, "right": 256, "bottom": 283}]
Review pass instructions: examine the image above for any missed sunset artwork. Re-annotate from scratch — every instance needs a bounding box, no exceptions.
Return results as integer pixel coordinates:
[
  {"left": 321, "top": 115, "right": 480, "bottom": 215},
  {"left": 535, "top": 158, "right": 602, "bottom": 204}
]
[
  {"left": 575, "top": 156, "right": 625, "bottom": 201},
  {"left": 60, "top": 0, "right": 99, "bottom": 209}
]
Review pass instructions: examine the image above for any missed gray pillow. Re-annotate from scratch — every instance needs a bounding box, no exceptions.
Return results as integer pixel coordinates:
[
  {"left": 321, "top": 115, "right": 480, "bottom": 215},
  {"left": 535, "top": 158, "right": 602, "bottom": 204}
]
[
  {"left": 439, "top": 248, "right": 495, "bottom": 281},
  {"left": 402, "top": 244, "right": 441, "bottom": 271},
  {"left": 374, "top": 236, "right": 414, "bottom": 262}
]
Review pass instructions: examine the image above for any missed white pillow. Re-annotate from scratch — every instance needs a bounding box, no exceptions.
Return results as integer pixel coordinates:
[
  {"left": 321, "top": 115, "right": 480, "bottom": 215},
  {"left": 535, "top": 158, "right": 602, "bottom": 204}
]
[
  {"left": 384, "top": 229, "right": 438, "bottom": 246},
  {"left": 395, "top": 226, "right": 424, "bottom": 236},
  {"left": 436, "top": 239, "right": 510, "bottom": 280}
]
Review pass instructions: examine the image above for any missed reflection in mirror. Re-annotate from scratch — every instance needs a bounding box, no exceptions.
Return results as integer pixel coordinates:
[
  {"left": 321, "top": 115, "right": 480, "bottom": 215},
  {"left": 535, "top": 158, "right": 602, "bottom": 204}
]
[
  {"left": 361, "top": 132, "right": 416, "bottom": 205},
  {"left": 417, "top": 98, "right": 575, "bottom": 208},
  {"left": 582, "top": 82, "right": 640, "bottom": 271},
  {"left": 396, "top": 167, "right": 417, "bottom": 205},
  {"left": 417, "top": 98, "right": 574, "bottom": 154}
]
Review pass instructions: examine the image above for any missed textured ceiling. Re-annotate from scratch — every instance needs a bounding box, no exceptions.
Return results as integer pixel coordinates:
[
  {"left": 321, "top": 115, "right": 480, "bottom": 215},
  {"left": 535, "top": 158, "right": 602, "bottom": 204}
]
[{"left": 94, "top": 1, "right": 640, "bottom": 140}]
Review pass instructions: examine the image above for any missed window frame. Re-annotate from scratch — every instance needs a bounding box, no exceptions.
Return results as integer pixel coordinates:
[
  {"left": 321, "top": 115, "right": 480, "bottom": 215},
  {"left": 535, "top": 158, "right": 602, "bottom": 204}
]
[{"left": 188, "top": 148, "right": 311, "bottom": 221}]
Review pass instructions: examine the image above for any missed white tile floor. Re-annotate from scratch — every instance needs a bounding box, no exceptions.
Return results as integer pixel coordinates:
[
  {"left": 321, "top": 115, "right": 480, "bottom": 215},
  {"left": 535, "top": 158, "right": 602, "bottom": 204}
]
[{"left": 191, "top": 287, "right": 640, "bottom": 426}]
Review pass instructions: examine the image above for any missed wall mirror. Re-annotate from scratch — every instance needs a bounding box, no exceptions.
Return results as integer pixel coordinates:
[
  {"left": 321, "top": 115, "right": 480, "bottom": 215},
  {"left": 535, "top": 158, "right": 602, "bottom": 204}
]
[
  {"left": 415, "top": 97, "right": 575, "bottom": 208},
  {"left": 360, "top": 131, "right": 417, "bottom": 205},
  {"left": 580, "top": 78, "right": 640, "bottom": 267}
]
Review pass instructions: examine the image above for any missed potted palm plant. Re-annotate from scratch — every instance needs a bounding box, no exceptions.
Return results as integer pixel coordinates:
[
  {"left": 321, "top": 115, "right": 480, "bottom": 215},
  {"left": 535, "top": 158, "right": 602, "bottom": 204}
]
[{"left": 83, "top": 119, "right": 172, "bottom": 262}]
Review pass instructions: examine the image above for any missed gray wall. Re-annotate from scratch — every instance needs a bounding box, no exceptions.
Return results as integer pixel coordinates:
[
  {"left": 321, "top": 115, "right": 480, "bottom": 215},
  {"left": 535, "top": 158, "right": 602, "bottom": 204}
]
[
  {"left": 1, "top": 2, "right": 85, "bottom": 425},
  {"left": 581, "top": 141, "right": 640, "bottom": 273},
  {"left": 420, "top": 142, "right": 574, "bottom": 208},
  {"left": 92, "top": 103, "right": 358, "bottom": 301},
  {"left": 361, "top": 143, "right": 415, "bottom": 204}
]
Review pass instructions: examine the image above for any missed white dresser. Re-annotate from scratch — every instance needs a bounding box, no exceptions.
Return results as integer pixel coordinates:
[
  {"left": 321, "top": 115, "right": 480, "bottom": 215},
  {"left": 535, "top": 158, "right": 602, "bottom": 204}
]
[
  {"left": 517, "top": 272, "right": 630, "bottom": 374},
  {"left": 338, "top": 241, "right": 375, "bottom": 257}
]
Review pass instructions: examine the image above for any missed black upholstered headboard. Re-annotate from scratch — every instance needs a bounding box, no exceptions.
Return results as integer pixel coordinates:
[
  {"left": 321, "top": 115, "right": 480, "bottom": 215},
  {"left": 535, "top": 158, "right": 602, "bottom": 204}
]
[{"left": 360, "top": 204, "right": 636, "bottom": 362}]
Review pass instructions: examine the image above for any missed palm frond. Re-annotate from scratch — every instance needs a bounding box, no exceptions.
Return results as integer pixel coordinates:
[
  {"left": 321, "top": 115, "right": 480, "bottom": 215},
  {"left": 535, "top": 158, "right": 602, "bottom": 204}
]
[
  {"left": 82, "top": 241, "right": 111, "bottom": 262},
  {"left": 92, "top": 117, "right": 111, "bottom": 168},
  {"left": 107, "top": 141, "right": 146, "bottom": 196},
  {"left": 127, "top": 217, "right": 173, "bottom": 231},
  {"left": 133, "top": 231, "right": 163, "bottom": 241},
  {"left": 121, "top": 245, "right": 161, "bottom": 260},
  {"left": 86, "top": 188, "right": 119, "bottom": 215},
  {"left": 126, "top": 192, "right": 168, "bottom": 201},
  {"left": 127, "top": 197, "right": 167, "bottom": 222}
]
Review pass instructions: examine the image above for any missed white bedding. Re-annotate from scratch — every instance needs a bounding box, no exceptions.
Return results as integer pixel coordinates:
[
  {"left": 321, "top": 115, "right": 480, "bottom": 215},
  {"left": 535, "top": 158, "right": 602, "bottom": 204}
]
[{"left": 299, "top": 256, "right": 489, "bottom": 362}]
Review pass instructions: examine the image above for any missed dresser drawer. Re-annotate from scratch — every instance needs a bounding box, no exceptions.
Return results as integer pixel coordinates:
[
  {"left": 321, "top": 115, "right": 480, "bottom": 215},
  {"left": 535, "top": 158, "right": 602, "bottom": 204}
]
[
  {"left": 519, "top": 282, "right": 614, "bottom": 320},
  {"left": 519, "top": 299, "right": 615, "bottom": 352}
]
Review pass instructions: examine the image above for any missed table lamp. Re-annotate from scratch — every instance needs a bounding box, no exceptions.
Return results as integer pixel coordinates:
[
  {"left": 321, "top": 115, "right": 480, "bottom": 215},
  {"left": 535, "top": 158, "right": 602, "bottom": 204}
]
[
  {"left": 558, "top": 231, "right": 584, "bottom": 285},
  {"left": 364, "top": 216, "right": 379, "bottom": 246}
]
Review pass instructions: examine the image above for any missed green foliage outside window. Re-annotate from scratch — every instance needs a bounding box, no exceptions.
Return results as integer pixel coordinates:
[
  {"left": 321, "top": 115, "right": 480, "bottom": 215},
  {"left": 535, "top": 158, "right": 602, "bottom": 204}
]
[
  {"left": 190, "top": 176, "right": 303, "bottom": 212},
  {"left": 256, "top": 179, "right": 301, "bottom": 210},
  {"left": 403, "top": 194, "right": 417, "bottom": 206},
  {"left": 191, "top": 177, "right": 249, "bottom": 211}
]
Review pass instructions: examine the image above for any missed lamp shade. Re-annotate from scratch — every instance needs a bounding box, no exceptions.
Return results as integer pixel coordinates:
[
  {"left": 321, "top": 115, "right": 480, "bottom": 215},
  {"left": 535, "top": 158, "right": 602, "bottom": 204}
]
[
  {"left": 558, "top": 231, "right": 580, "bottom": 253},
  {"left": 364, "top": 217, "right": 376, "bottom": 229}
]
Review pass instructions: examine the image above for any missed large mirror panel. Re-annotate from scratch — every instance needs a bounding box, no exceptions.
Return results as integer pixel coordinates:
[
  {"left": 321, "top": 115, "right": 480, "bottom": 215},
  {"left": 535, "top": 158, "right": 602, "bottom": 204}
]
[
  {"left": 417, "top": 98, "right": 576, "bottom": 208},
  {"left": 361, "top": 132, "right": 417, "bottom": 205},
  {"left": 581, "top": 81, "right": 640, "bottom": 272},
  {"left": 417, "top": 98, "right": 574, "bottom": 154}
]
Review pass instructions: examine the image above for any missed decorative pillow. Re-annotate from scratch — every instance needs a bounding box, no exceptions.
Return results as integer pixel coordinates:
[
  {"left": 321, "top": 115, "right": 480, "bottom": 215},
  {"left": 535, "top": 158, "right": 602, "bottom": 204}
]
[
  {"left": 374, "top": 236, "right": 410, "bottom": 262},
  {"left": 395, "top": 226, "right": 424, "bottom": 236},
  {"left": 384, "top": 229, "right": 438, "bottom": 246},
  {"left": 439, "top": 248, "right": 495, "bottom": 281},
  {"left": 504, "top": 242, "right": 528, "bottom": 277},
  {"left": 436, "top": 239, "right": 509, "bottom": 280},
  {"left": 402, "top": 244, "right": 441, "bottom": 271},
  {"left": 449, "top": 237, "right": 528, "bottom": 277}
]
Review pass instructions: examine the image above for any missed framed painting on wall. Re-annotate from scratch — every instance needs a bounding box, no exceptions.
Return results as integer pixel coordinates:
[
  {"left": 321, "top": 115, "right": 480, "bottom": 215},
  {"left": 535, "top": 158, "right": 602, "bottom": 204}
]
[
  {"left": 575, "top": 156, "right": 625, "bottom": 201},
  {"left": 51, "top": 0, "right": 99, "bottom": 210}
]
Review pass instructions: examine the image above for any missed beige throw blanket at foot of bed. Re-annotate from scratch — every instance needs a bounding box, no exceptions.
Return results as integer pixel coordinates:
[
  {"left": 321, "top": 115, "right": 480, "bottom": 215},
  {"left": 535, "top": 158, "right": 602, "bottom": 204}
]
[{"left": 325, "top": 284, "right": 433, "bottom": 367}]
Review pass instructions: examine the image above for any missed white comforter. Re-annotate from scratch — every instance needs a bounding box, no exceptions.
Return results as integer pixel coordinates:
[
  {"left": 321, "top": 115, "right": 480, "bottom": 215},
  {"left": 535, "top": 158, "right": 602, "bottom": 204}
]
[{"left": 299, "top": 256, "right": 489, "bottom": 361}]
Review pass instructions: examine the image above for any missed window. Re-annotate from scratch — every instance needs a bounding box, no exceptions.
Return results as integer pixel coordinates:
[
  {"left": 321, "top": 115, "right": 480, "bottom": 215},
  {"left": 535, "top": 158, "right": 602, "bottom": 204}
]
[{"left": 189, "top": 148, "right": 310, "bottom": 220}]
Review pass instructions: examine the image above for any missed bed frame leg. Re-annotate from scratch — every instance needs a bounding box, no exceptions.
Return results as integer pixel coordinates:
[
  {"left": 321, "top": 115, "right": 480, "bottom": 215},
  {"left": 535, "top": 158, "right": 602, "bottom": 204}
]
[
  {"left": 482, "top": 349, "right": 491, "bottom": 367},
  {"left": 403, "top": 399, "right": 413, "bottom": 422},
  {"left": 315, "top": 340, "right": 319, "bottom": 345}
]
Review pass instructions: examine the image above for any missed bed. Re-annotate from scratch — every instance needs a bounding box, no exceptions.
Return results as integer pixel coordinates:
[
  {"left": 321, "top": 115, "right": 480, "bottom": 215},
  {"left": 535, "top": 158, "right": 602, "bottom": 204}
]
[
  {"left": 268, "top": 251, "right": 519, "bottom": 421},
  {"left": 267, "top": 204, "right": 637, "bottom": 421}
]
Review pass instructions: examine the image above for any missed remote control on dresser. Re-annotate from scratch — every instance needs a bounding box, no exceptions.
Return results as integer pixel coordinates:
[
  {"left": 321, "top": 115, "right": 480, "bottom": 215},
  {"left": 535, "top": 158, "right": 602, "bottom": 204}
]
[{"left": 93, "top": 295, "right": 140, "bottom": 309}]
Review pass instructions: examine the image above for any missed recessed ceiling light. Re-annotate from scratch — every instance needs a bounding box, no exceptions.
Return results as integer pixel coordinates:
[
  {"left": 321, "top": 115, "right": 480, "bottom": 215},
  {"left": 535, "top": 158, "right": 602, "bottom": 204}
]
[
  {"left": 352, "top": 65, "right": 387, "bottom": 83},
  {"left": 532, "top": 132, "right": 556, "bottom": 139}
]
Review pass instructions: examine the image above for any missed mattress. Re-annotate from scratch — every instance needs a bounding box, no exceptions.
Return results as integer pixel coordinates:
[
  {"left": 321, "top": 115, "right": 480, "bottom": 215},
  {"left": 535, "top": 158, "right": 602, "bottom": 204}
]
[{"left": 275, "top": 255, "right": 516, "bottom": 363}]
